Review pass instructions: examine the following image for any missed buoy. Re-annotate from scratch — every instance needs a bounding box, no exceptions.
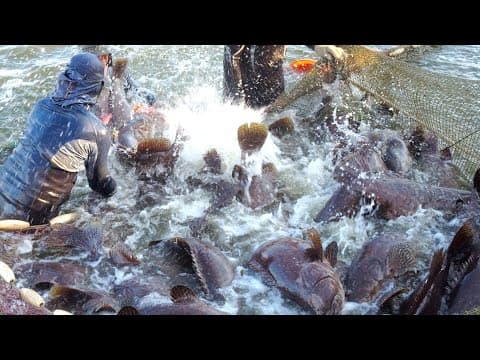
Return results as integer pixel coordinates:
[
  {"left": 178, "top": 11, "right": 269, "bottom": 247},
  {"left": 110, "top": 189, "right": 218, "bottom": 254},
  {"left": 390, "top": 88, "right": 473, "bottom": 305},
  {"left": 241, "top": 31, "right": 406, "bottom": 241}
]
[
  {"left": 19, "top": 288, "right": 45, "bottom": 308},
  {"left": 290, "top": 58, "right": 317, "bottom": 74},
  {"left": 0, "top": 219, "right": 30, "bottom": 231},
  {"left": 49, "top": 212, "right": 80, "bottom": 226},
  {"left": 0, "top": 260, "right": 15, "bottom": 283},
  {"left": 53, "top": 309, "right": 73, "bottom": 315}
]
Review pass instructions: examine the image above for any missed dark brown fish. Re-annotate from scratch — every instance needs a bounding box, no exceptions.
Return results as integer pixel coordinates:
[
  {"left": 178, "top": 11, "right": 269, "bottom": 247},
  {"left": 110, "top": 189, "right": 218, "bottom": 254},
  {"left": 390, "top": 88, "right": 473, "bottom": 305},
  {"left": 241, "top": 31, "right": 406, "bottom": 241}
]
[
  {"left": 113, "top": 276, "right": 170, "bottom": 307},
  {"left": 149, "top": 237, "right": 235, "bottom": 299},
  {"left": 315, "top": 178, "right": 475, "bottom": 223},
  {"left": 208, "top": 179, "right": 243, "bottom": 211},
  {"left": 48, "top": 284, "right": 120, "bottom": 315},
  {"left": 234, "top": 163, "right": 279, "bottom": 210},
  {"left": 448, "top": 262, "right": 480, "bottom": 314},
  {"left": 0, "top": 281, "right": 51, "bottom": 315},
  {"left": 362, "top": 178, "right": 475, "bottom": 220},
  {"left": 407, "top": 127, "right": 462, "bottom": 188},
  {"left": 14, "top": 261, "right": 87, "bottom": 290},
  {"left": 120, "top": 286, "right": 227, "bottom": 315},
  {"left": 134, "top": 179, "right": 169, "bottom": 209},
  {"left": 344, "top": 233, "right": 416, "bottom": 303},
  {"left": 400, "top": 220, "right": 478, "bottom": 315},
  {"left": 248, "top": 231, "right": 345, "bottom": 315},
  {"left": 188, "top": 179, "right": 243, "bottom": 237},
  {"left": 189, "top": 161, "right": 277, "bottom": 236},
  {"left": 407, "top": 126, "right": 439, "bottom": 159},
  {"left": 382, "top": 136, "right": 412, "bottom": 175},
  {"left": 314, "top": 185, "right": 362, "bottom": 223},
  {"left": 333, "top": 145, "right": 387, "bottom": 184}
]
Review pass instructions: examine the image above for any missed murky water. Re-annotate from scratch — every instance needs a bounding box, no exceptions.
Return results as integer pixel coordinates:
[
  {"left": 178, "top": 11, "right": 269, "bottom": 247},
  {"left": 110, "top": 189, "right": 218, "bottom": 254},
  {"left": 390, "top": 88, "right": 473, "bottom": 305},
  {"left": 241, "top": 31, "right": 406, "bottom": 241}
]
[{"left": 1, "top": 45, "right": 478, "bottom": 315}]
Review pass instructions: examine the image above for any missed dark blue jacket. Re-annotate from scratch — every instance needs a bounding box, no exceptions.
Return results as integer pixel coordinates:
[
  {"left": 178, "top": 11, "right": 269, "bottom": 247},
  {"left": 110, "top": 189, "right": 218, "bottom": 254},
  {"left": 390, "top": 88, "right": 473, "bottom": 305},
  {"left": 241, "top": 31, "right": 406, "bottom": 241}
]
[{"left": 0, "top": 53, "right": 116, "bottom": 225}]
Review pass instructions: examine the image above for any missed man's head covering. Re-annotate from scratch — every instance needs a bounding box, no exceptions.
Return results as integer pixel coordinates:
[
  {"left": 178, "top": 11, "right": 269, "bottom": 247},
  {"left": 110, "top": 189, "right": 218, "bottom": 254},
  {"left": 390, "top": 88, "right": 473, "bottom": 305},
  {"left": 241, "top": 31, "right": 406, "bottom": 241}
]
[{"left": 52, "top": 53, "right": 105, "bottom": 108}]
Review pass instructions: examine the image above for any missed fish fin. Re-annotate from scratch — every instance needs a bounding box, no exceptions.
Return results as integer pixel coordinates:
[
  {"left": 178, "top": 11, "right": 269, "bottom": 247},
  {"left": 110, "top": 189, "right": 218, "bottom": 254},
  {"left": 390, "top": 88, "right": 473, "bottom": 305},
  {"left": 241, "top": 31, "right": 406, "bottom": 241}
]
[
  {"left": 110, "top": 242, "right": 141, "bottom": 266},
  {"left": 50, "top": 284, "right": 78, "bottom": 299},
  {"left": 268, "top": 117, "right": 294, "bottom": 138},
  {"left": 185, "top": 242, "right": 211, "bottom": 297},
  {"left": 137, "top": 138, "right": 171, "bottom": 154},
  {"left": 386, "top": 243, "right": 416, "bottom": 276},
  {"left": 325, "top": 242, "right": 338, "bottom": 267},
  {"left": 237, "top": 122, "right": 268, "bottom": 153},
  {"left": 399, "top": 250, "right": 444, "bottom": 315},
  {"left": 464, "top": 253, "right": 480, "bottom": 275},
  {"left": 447, "top": 253, "right": 479, "bottom": 302},
  {"left": 248, "top": 259, "right": 277, "bottom": 287},
  {"left": 112, "top": 58, "right": 128, "bottom": 79},
  {"left": 447, "top": 220, "right": 474, "bottom": 263},
  {"left": 148, "top": 239, "right": 163, "bottom": 247},
  {"left": 118, "top": 306, "right": 139, "bottom": 315},
  {"left": 305, "top": 228, "right": 323, "bottom": 261},
  {"left": 170, "top": 285, "right": 197, "bottom": 304},
  {"left": 66, "top": 225, "right": 103, "bottom": 258},
  {"left": 304, "top": 248, "right": 320, "bottom": 262},
  {"left": 429, "top": 250, "right": 447, "bottom": 281}
]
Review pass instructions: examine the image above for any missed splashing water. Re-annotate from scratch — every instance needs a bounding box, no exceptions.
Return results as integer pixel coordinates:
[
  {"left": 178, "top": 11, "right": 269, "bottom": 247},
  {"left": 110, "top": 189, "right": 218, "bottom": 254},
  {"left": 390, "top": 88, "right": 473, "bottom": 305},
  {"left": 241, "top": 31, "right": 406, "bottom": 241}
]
[
  {"left": 1, "top": 45, "right": 479, "bottom": 315},
  {"left": 162, "top": 86, "right": 281, "bottom": 178}
]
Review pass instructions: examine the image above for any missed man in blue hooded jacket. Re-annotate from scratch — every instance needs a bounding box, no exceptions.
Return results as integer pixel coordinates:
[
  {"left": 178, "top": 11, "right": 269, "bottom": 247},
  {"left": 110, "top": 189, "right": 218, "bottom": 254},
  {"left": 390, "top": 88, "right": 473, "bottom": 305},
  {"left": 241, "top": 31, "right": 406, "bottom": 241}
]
[{"left": 0, "top": 52, "right": 117, "bottom": 225}]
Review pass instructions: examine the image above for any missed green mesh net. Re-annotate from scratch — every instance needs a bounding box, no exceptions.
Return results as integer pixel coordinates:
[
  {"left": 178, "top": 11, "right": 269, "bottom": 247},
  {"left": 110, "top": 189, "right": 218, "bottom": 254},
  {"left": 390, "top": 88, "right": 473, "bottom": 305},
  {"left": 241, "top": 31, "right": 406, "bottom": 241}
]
[
  {"left": 270, "top": 45, "right": 480, "bottom": 182},
  {"left": 341, "top": 45, "right": 480, "bottom": 182}
]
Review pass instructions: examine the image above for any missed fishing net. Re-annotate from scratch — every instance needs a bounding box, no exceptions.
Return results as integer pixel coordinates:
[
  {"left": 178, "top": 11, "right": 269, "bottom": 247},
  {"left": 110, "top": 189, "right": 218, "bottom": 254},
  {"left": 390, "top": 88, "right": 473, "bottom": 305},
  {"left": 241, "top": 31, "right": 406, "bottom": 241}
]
[
  {"left": 270, "top": 46, "right": 480, "bottom": 182},
  {"left": 338, "top": 45, "right": 480, "bottom": 182}
]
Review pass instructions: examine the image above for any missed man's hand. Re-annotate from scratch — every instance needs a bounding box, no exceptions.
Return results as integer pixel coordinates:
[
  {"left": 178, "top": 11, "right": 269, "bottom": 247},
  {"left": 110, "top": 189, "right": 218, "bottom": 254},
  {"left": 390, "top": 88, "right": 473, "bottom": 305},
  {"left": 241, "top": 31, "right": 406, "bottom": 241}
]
[
  {"left": 313, "top": 45, "right": 347, "bottom": 62},
  {"left": 98, "top": 176, "right": 117, "bottom": 197}
]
